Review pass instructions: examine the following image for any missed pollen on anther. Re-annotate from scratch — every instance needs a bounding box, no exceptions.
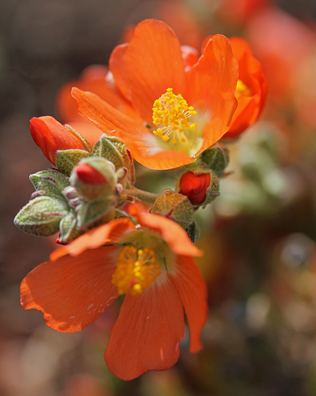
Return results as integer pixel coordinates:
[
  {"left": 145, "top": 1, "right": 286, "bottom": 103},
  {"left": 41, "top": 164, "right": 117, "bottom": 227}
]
[
  {"left": 236, "top": 79, "right": 251, "bottom": 97},
  {"left": 112, "top": 246, "right": 161, "bottom": 295},
  {"left": 152, "top": 87, "right": 197, "bottom": 144}
]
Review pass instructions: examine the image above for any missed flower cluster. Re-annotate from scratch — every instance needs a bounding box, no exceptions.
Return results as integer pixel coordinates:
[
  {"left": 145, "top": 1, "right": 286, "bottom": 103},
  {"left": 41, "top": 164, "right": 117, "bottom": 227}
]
[{"left": 14, "top": 19, "right": 266, "bottom": 380}]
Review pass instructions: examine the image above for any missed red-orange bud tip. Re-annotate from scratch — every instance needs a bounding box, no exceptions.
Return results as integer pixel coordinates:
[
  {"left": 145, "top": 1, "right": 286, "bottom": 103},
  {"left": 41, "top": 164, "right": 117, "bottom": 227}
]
[
  {"left": 179, "top": 171, "right": 211, "bottom": 205},
  {"left": 29, "top": 116, "right": 85, "bottom": 164},
  {"left": 75, "top": 163, "right": 107, "bottom": 185},
  {"left": 30, "top": 117, "right": 55, "bottom": 163}
]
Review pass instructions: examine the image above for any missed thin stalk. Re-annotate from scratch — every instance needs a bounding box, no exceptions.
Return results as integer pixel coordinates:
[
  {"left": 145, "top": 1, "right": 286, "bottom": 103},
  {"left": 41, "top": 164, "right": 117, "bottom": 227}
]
[{"left": 124, "top": 187, "right": 158, "bottom": 203}]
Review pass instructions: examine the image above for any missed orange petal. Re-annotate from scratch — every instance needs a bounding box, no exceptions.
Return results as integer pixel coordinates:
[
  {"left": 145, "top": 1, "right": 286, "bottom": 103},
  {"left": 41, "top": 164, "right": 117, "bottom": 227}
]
[
  {"left": 116, "top": 127, "right": 194, "bottom": 169},
  {"left": 136, "top": 211, "right": 202, "bottom": 257},
  {"left": 58, "top": 65, "right": 136, "bottom": 122},
  {"left": 226, "top": 95, "right": 260, "bottom": 137},
  {"left": 71, "top": 88, "right": 144, "bottom": 136},
  {"left": 30, "top": 116, "right": 85, "bottom": 164},
  {"left": 109, "top": 44, "right": 132, "bottom": 102},
  {"left": 20, "top": 246, "right": 118, "bottom": 332},
  {"left": 186, "top": 35, "right": 238, "bottom": 151},
  {"left": 170, "top": 256, "right": 207, "bottom": 352},
  {"left": 51, "top": 218, "right": 134, "bottom": 260},
  {"left": 105, "top": 277, "right": 184, "bottom": 380},
  {"left": 67, "top": 120, "right": 103, "bottom": 147},
  {"left": 57, "top": 65, "right": 106, "bottom": 121},
  {"left": 181, "top": 45, "right": 199, "bottom": 70},
  {"left": 225, "top": 37, "right": 267, "bottom": 137},
  {"left": 110, "top": 19, "right": 185, "bottom": 121}
]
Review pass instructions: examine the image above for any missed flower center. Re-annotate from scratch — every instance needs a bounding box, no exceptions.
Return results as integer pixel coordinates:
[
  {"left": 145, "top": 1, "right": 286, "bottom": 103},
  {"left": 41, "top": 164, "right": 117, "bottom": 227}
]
[
  {"left": 112, "top": 246, "right": 161, "bottom": 295},
  {"left": 236, "top": 79, "right": 251, "bottom": 98},
  {"left": 152, "top": 88, "right": 197, "bottom": 144}
]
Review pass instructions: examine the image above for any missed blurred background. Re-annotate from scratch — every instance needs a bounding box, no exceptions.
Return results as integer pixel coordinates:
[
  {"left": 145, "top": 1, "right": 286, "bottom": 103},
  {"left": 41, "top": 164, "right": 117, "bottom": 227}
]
[{"left": 1, "top": 0, "right": 316, "bottom": 395}]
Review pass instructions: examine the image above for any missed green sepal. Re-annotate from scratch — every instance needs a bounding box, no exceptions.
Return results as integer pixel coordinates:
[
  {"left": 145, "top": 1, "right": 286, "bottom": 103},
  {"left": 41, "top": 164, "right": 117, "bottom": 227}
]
[
  {"left": 77, "top": 198, "right": 114, "bottom": 229},
  {"left": 58, "top": 211, "right": 81, "bottom": 243},
  {"left": 30, "top": 169, "right": 69, "bottom": 199},
  {"left": 151, "top": 190, "right": 194, "bottom": 228},
  {"left": 202, "top": 171, "right": 220, "bottom": 208},
  {"left": 185, "top": 221, "right": 199, "bottom": 243},
  {"left": 14, "top": 196, "right": 68, "bottom": 236},
  {"left": 199, "top": 146, "right": 229, "bottom": 175},
  {"left": 56, "top": 149, "right": 90, "bottom": 176},
  {"left": 93, "top": 134, "right": 135, "bottom": 182}
]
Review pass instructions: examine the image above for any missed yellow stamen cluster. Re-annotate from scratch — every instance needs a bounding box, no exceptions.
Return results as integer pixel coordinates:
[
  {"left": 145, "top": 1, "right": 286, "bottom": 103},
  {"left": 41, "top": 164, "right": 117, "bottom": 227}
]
[
  {"left": 112, "top": 246, "right": 161, "bottom": 295},
  {"left": 236, "top": 79, "right": 251, "bottom": 97},
  {"left": 152, "top": 88, "right": 197, "bottom": 144}
]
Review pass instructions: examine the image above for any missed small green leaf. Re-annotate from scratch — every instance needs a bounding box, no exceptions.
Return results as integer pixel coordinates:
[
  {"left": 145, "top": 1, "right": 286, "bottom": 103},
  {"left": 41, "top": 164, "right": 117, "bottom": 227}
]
[
  {"left": 77, "top": 198, "right": 114, "bottom": 229},
  {"left": 93, "top": 135, "right": 125, "bottom": 169},
  {"left": 202, "top": 171, "right": 220, "bottom": 208},
  {"left": 56, "top": 149, "right": 90, "bottom": 176},
  {"left": 59, "top": 211, "right": 81, "bottom": 243},
  {"left": 186, "top": 221, "right": 199, "bottom": 243},
  {"left": 14, "top": 196, "right": 68, "bottom": 236},
  {"left": 30, "top": 169, "right": 69, "bottom": 199},
  {"left": 93, "top": 134, "right": 135, "bottom": 182}
]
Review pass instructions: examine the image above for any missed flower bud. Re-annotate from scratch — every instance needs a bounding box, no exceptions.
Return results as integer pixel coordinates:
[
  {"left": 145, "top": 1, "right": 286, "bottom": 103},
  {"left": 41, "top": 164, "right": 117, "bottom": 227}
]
[
  {"left": 30, "top": 116, "right": 87, "bottom": 164},
  {"left": 70, "top": 157, "right": 116, "bottom": 200},
  {"left": 178, "top": 170, "right": 219, "bottom": 207},
  {"left": 199, "top": 146, "right": 229, "bottom": 175},
  {"left": 151, "top": 190, "right": 194, "bottom": 229},
  {"left": 76, "top": 163, "right": 107, "bottom": 184}
]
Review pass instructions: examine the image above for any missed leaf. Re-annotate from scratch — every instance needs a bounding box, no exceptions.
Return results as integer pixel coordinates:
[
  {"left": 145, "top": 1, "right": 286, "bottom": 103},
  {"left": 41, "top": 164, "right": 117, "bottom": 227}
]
[
  {"left": 77, "top": 198, "right": 114, "bottom": 229},
  {"left": 58, "top": 211, "right": 81, "bottom": 243},
  {"left": 93, "top": 134, "right": 135, "bottom": 182},
  {"left": 186, "top": 221, "right": 200, "bottom": 243},
  {"left": 30, "top": 169, "right": 69, "bottom": 199},
  {"left": 14, "top": 196, "right": 69, "bottom": 236},
  {"left": 93, "top": 134, "right": 125, "bottom": 169},
  {"left": 56, "top": 149, "right": 90, "bottom": 176}
]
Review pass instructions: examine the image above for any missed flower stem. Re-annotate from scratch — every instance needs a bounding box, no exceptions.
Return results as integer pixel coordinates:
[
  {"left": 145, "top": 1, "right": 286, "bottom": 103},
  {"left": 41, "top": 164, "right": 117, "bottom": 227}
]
[{"left": 124, "top": 187, "right": 158, "bottom": 203}]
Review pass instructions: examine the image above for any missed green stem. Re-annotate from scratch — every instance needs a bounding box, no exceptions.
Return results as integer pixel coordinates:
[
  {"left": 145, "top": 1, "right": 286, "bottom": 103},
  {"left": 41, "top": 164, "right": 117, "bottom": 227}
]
[{"left": 124, "top": 187, "right": 158, "bottom": 203}]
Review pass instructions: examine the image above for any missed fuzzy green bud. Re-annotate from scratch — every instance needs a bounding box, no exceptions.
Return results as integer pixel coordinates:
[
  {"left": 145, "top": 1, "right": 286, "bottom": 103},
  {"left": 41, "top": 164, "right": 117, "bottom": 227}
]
[
  {"left": 70, "top": 157, "right": 116, "bottom": 200},
  {"left": 199, "top": 146, "right": 229, "bottom": 175},
  {"left": 151, "top": 190, "right": 194, "bottom": 229}
]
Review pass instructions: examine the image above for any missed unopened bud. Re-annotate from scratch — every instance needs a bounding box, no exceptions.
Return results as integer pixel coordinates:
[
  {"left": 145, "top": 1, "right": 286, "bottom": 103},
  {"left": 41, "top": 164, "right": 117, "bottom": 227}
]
[
  {"left": 199, "top": 146, "right": 229, "bottom": 175},
  {"left": 70, "top": 157, "right": 116, "bottom": 200},
  {"left": 151, "top": 190, "right": 194, "bottom": 228},
  {"left": 178, "top": 170, "right": 219, "bottom": 207},
  {"left": 76, "top": 163, "right": 107, "bottom": 184}
]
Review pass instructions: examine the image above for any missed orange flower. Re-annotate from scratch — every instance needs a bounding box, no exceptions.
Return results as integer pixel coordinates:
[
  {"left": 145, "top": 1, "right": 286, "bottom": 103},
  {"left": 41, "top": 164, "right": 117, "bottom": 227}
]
[
  {"left": 72, "top": 19, "right": 238, "bottom": 170},
  {"left": 225, "top": 37, "right": 267, "bottom": 138},
  {"left": 219, "top": 0, "right": 269, "bottom": 25},
  {"left": 20, "top": 207, "right": 207, "bottom": 380},
  {"left": 246, "top": 6, "right": 315, "bottom": 101}
]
